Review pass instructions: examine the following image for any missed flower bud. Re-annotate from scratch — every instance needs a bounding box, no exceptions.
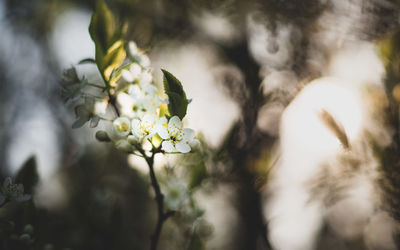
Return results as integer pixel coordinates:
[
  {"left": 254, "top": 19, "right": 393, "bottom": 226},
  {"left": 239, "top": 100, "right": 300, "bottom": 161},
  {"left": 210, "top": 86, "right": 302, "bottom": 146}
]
[
  {"left": 127, "top": 135, "right": 137, "bottom": 145},
  {"left": 95, "top": 131, "right": 111, "bottom": 142},
  {"left": 115, "top": 140, "right": 133, "bottom": 153}
]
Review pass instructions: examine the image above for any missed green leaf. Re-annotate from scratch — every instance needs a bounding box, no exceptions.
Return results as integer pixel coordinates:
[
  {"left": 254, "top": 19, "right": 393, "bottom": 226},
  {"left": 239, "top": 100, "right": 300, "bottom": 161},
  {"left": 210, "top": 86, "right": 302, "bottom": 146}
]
[
  {"left": 162, "top": 69, "right": 187, "bottom": 98},
  {"left": 15, "top": 156, "right": 39, "bottom": 194},
  {"left": 101, "top": 40, "right": 126, "bottom": 81},
  {"left": 162, "top": 69, "right": 188, "bottom": 119},
  {"left": 78, "top": 58, "right": 96, "bottom": 65},
  {"left": 166, "top": 91, "right": 188, "bottom": 120},
  {"left": 89, "top": 0, "right": 116, "bottom": 53}
]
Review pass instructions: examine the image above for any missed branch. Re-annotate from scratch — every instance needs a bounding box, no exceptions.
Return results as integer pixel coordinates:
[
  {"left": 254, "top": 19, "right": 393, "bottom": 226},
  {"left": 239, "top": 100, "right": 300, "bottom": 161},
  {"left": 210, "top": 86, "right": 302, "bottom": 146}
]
[{"left": 137, "top": 147, "right": 174, "bottom": 250}]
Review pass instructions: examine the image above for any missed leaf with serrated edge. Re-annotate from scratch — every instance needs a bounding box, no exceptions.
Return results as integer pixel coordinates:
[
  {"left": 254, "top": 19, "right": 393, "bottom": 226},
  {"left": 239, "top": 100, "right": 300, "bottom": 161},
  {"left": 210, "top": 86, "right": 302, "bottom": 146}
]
[{"left": 162, "top": 69, "right": 188, "bottom": 119}]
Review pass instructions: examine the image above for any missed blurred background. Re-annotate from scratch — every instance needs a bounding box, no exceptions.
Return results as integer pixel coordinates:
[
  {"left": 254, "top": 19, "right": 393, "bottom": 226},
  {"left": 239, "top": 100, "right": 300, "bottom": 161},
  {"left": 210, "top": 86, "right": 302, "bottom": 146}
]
[{"left": 1, "top": 0, "right": 400, "bottom": 250}]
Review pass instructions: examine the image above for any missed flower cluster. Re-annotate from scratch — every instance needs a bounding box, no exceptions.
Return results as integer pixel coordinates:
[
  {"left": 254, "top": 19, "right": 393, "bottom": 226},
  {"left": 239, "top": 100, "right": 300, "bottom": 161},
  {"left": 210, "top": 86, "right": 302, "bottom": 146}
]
[{"left": 97, "top": 41, "right": 199, "bottom": 154}]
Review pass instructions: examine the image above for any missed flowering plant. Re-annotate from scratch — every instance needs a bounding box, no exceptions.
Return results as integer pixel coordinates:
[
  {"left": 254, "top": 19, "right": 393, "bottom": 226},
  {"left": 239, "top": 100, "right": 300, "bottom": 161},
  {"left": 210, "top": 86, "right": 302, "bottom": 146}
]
[{"left": 61, "top": 1, "right": 200, "bottom": 249}]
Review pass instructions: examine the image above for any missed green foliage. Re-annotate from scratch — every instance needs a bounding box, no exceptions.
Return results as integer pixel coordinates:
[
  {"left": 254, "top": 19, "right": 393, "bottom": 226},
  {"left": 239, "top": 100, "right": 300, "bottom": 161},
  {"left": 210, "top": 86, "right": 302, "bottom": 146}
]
[
  {"left": 162, "top": 69, "right": 188, "bottom": 119},
  {"left": 89, "top": 0, "right": 116, "bottom": 54},
  {"left": 15, "top": 157, "right": 38, "bottom": 195},
  {"left": 89, "top": 0, "right": 126, "bottom": 82}
]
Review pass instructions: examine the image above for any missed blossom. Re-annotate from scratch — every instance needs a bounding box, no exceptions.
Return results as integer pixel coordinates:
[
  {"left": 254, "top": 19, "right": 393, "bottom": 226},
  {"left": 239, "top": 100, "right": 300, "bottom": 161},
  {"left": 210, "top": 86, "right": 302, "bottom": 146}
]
[
  {"left": 128, "top": 41, "right": 150, "bottom": 68},
  {"left": 162, "top": 178, "right": 188, "bottom": 210},
  {"left": 0, "top": 177, "right": 31, "bottom": 206},
  {"left": 112, "top": 117, "right": 131, "bottom": 137},
  {"left": 121, "top": 63, "right": 142, "bottom": 83},
  {"left": 156, "top": 116, "right": 199, "bottom": 153},
  {"left": 131, "top": 114, "right": 165, "bottom": 139},
  {"left": 117, "top": 83, "right": 162, "bottom": 119},
  {"left": 73, "top": 97, "right": 107, "bottom": 128}
]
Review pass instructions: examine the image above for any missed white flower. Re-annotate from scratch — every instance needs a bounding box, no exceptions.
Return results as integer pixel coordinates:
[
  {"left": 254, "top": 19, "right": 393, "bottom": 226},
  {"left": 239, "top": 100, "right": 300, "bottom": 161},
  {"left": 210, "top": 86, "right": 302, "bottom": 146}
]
[
  {"left": 94, "top": 100, "right": 108, "bottom": 115},
  {"left": 121, "top": 69, "right": 134, "bottom": 83},
  {"left": 162, "top": 179, "right": 188, "bottom": 210},
  {"left": 128, "top": 41, "right": 139, "bottom": 56},
  {"left": 0, "top": 177, "right": 31, "bottom": 206},
  {"left": 121, "top": 63, "right": 142, "bottom": 83},
  {"left": 139, "top": 70, "right": 153, "bottom": 85},
  {"left": 112, "top": 117, "right": 131, "bottom": 137},
  {"left": 128, "top": 41, "right": 151, "bottom": 68},
  {"left": 116, "top": 92, "right": 136, "bottom": 118},
  {"left": 131, "top": 114, "right": 158, "bottom": 139},
  {"left": 156, "top": 116, "right": 199, "bottom": 153}
]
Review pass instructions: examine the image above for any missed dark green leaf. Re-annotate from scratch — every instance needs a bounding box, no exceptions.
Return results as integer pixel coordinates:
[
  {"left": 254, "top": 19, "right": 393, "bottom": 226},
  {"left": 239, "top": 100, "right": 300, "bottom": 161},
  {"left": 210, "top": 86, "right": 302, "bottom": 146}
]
[
  {"left": 162, "top": 69, "right": 188, "bottom": 119},
  {"left": 78, "top": 58, "right": 96, "bottom": 65},
  {"left": 166, "top": 91, "right": 188, "bottom": 120},
  {"left": 15, "top": 156, "right": 39, "bottom": 194},
  {"left": 89, "top": 0, "right": 115, "bottom": 53},
  {"left": 101, "top": 40, "right": 126, "bottom": 80},
  {"left": 162, "top": 69, "right": 187, "bottom": 98}
]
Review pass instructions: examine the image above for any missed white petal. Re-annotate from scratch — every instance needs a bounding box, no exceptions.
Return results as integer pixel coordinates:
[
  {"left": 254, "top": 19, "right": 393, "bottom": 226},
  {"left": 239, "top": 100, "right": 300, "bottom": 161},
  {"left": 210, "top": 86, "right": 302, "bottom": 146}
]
[
  {"left": 182, "top": 128, "right": 195, "bottom": 141},
  {"left": 131, "top": 119, "right": 143, "bottom": 138},
  {"left": 189, "top": 139, "right": 200, "bottom": 149},
  {"left": 176, "top": 142, "right": 191, "bottom": 153},
  {"left": 162, "top": 141, "right": 175, "bottom": 152},
  {"left": 142, "top": 83, "right": 157, "bottom": 95},
  {"left": 113, "top": 117, "right": 131, "bottom": 137},
  {"left": 128, "top": 41, "right": 138, "bottom": 56},
  {"left": 121, "top": 69, "right": 134, "bottom": 82},
  {"left": 129, "top": 63, "right": 142, "bottom": 78},
  {"left": 140, "top": 71, "right": 153, "bottom": 85},
  {"left": 158, "top": 116, "right": 168, "bottom": 125},
  {"left": 168, "top": 116, "right": 183, "bottom": 135},
  {"left": 138, "top": 53, "right": 151, "bottom": 68},
  {"left": 128, "top": 85, "right": 143, "bottom": 99},
  {"left": 142, "top": 114, "right": 155, "bottom": 124},
  {"left": 116, "top": 92, "right": 135, "bottom": 117},
  {"left": 144, "top": 131, "right": 156, "bottom": 139},
  {"left": 94, "top": 101, "right": 107, "bottom": 115},
  {"left": 156, "top": 125, "right": 169, "bottom": 139}
]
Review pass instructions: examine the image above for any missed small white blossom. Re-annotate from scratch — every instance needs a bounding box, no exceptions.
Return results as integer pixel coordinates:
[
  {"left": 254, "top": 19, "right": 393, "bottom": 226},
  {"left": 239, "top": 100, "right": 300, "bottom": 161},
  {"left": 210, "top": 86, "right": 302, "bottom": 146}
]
[
  {"left": 162, "top": 178, "right": 188, "bottom": 210},
  {"left": 128, "top": 41, "right": 151, "bottom": 68},
  {"left": 112, "top": 117, "right": 131, "bottom": 137},
  {"left": 0, "top": 177, "right": 31, "bottom": 206},
  {"left": 94, "top": 100, "right": 108, "bottom": 115},
  {"left": 139, "top": 70, "right": 153, "bottom": 85},
  {"left": 116, "top": 92, "right": 136, "bottom": 118},
  {"left": 156, "top": 116, "right": 198, "bottom": 153},
  {"left": 121, "top": 63, "right": 142, "bottom": 83},
  {"left": 131, "top": 114, "right": 164, "bottom": 139}
]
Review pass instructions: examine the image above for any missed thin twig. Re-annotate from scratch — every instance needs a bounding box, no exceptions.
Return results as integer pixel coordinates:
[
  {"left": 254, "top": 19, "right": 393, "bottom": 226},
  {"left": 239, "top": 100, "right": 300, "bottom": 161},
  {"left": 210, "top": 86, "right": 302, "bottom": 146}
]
[{"left": 137, "top": 147, "right": 174, "bottom": 250}]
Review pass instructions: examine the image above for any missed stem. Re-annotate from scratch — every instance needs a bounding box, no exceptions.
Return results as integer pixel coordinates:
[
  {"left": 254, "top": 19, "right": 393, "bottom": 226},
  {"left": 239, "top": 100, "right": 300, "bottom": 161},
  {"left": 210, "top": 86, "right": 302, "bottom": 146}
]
[
  {"left": 87, "top": 82, "right": 105, "bottom": 88},
  {"left": 137, "top": 148, "right": 174, "bottom": 250},
  {"left": 98, "top": 71, "right": 120, "bottom": 117}
]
